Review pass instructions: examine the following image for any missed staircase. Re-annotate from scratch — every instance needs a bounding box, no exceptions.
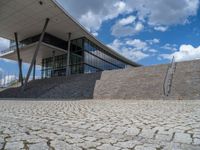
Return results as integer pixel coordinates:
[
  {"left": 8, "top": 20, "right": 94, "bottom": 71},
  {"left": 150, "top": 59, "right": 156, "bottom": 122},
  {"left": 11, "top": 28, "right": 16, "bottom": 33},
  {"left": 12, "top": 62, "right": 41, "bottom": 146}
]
[
  {"left": 0, "top": 60, "right": 199, "bottom": 100},
  {"left": 94, "top": 64, "right": 168, "bottom": 100},
  {"left": 167, "top": 60, "right": 200, "bottom": 100},
  {"left": 0, "top": 73, "right": 101, "bottom": 99},
  {"left": 163, "top": 57, "right": 177, "bottom": 97},
  {"left": 94, "top": 60, "right": 200, "bottom": 100}
]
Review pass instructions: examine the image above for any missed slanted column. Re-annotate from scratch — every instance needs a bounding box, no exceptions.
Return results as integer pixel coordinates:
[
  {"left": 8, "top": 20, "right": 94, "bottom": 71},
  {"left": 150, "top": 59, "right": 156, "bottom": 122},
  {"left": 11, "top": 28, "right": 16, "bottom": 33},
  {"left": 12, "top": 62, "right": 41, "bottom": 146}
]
[
  {"left": 23, "top": 18, "right": 49, "bottom": 90},
  {"left": 14, "top": 32, "right": 23, "bottom": 86},
  {"left": 66, "top": 32, "right": 71, "bottom": 75},
  {"left": 33, "top": 60, "right": 36, "bottom": 80}
]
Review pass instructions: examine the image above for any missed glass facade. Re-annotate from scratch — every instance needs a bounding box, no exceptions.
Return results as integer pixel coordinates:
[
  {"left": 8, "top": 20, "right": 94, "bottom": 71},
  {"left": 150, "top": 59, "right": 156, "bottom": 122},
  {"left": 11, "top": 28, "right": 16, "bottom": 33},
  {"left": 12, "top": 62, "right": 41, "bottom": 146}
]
[
  {"left": 42, "top": 37, "right": 84, "bottom": 78},
  {"left": 42, "top": 53, "right": 84, "bottom": 78},
  {"left": 13, "top": 33, "right": 131, "bottom": 78},
  {"left": 83, "top": 38, "right": 127, "bottom": 73},
  {"left": 41, "top": 36, "right": 130, "bottom": 78}
]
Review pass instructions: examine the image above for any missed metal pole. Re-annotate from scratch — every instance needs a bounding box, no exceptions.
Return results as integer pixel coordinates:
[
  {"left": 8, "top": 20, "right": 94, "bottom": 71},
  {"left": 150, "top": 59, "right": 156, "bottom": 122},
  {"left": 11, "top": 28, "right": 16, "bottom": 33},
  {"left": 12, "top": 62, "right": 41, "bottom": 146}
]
[
  {"left": 23, "top": 18, "right": 49, "bottom": 90},
  {"left": 33, "top": 60, "right": 36, "bottom": 80},
  {"left": 66, "top": 33, "right": 71, "bottom": 75},
  {"left": 52, "top": 51, "right": 55, "bottom": 77},
  {"left": 14, "top": 32, "right": 23, "bottom": 86}
]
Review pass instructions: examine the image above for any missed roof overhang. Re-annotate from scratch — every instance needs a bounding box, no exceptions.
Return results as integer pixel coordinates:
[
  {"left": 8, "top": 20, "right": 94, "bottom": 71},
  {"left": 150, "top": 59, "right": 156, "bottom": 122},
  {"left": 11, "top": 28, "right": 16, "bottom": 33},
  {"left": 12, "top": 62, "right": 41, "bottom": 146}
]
[
  {"left": 0, "top": 0, "right": 141, "bottom": 67},
  {"left": 1, "top": 42, "right": 66, "bottom": 65}
]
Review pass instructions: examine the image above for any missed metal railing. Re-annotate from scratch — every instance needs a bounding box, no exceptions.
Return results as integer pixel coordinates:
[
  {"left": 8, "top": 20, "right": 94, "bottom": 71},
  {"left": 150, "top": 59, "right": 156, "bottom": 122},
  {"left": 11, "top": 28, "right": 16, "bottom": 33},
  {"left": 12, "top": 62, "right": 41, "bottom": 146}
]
[
  {"left": 0, "top": 73, "right": 19, "bottom": 88},
  {"left": 163, "top": 56, "right": 177, "bottom": 97},
  {"left": 0, "top": 44, "right": 27, "bottom": 55},
  {"left": 0, "top": 72, "right": 42, "bottom": 89}
]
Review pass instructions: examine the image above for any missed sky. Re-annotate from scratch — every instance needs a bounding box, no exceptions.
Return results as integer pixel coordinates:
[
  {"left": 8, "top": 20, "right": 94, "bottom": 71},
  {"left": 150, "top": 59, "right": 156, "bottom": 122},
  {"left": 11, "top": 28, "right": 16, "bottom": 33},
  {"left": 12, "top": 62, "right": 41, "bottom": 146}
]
[{"left": 0, "top": 0, "right": 200, "bottom": 77}]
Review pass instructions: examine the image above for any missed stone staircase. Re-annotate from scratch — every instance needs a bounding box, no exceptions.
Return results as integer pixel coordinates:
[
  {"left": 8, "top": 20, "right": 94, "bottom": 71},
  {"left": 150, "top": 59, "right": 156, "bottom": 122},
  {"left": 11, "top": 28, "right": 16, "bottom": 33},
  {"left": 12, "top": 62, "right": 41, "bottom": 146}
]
[
  {"left": 0, "top": 73, "right": 101, "bottom": 99},
  {"left": 94, "top": 60, "right": 200, "bottom": 100},
  {"left": 93, "top": 64, "right": 168, "bottom": 100},
  {"left": 39, "top": 73, "right": 101, "bottom": 99},
  {"left": 167, "top": 60, "right": 200, "bottom": 100},
  {"left": 0, "top": 60, "right": 199, "bottom": 100}
]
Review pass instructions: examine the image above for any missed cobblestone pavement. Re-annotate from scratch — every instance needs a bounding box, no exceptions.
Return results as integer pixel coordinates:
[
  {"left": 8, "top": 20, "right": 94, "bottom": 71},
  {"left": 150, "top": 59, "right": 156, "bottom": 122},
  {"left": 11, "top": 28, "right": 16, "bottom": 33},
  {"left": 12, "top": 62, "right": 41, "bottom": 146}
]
[{"left": 0, "top": 100, "right": 200, "bottom": 150}]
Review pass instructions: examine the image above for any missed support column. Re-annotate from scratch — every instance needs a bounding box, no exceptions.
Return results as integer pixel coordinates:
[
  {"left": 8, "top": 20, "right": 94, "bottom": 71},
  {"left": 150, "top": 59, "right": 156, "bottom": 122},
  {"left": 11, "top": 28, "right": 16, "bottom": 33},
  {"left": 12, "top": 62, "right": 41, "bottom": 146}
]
[
  {"left": 23, "top": 18, "right": 49, "bottom": 90},
  {"left": 33, "top": 60, "right": 36, "bottom": 80},
  {"left": 14, "top": 32, "right": 23, "bottom": 86},
  {"left": 66, "top": 33, "right": 71, "bottom": 75},
  {"left": 52, "top": 51, "right": 55, "bottom": 77}
]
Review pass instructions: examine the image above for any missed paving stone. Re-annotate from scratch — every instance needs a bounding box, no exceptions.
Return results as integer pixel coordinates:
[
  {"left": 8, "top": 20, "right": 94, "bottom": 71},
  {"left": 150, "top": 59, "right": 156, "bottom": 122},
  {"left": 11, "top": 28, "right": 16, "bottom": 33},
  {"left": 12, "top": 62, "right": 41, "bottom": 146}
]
[
  {"left": 5, "top": 141, "right": 24, "bottom": 150},
  {"left": 112, "top": 127, "right": 127, "bottom": 134},
  {"left": 78, "top": 141, "right": 101, "bottom": 149},
  {"left": 180, "top": 144, "right": 200, "bottom": 150},
  {"left": 140, "top": 129, "right": 155, "bottom": 139},
  {"left": 114, "top": 140, "right": 138, "bottom": 148},
  {"left": 89, "top": 124, "right": 104, "bottom": 131},
  {"left": 135, "top": 145, "right": 156, "bottom": 150},
  {"left": 98, "top": 138, "right": 118, "bottom": 144},
  {"left": 66, "top": 138, "right": 84, "bottom": 144},
  {"left": 29, "top": 142, "right": 49, "bottom": 150},
  {"left": 0, "top": 137, "right": 4, "bottom": 143},
  {"left": 97, "top": 144, "right": 120, "bottom": 150},
  {"left": 0, "top": 100, "right": 200, "bottom": 150},
  {"left": 0, "top": 143, "right": 4, "bottom": 150},
  {"left": 126, "top": 127, "right": 140, "bottom": 136},
  {"left": 51, "top": 140, "right": 82, "bottom": 150},
  {"left": 155, "top": 133, "right": 172, "bottom": 141},
  {"left": 193, "top": 138, "right": 200, "bottom": 145},
  {"left": 174, "top": 132, "right": 192, "bottom": 144},
  {"left": 84, "top": 136, "right": 97, "bottom": 142},
  {"left": 193, "top": 133, "right": 200, "bottom": 138},
  {"left": 99, "top": 127, "right": 113, "bottom": 133}
]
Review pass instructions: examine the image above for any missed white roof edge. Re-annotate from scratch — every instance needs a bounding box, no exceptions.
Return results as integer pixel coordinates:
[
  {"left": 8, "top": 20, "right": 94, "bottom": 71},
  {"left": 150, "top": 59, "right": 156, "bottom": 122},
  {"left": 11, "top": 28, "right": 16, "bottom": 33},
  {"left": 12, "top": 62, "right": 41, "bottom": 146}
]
[
  {"left": 0, "top": 42, "right": 66, "bottom": 58},
  {"left": 51, "top": 0, "right": 141, "bottom": 67}
]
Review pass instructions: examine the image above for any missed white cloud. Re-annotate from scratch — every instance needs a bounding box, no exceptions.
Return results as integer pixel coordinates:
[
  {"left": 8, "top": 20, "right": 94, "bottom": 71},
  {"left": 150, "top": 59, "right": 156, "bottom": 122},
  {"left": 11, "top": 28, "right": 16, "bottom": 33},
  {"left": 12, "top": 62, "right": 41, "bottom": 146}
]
[
  {"left": 107, "top": 39, "right": 122, "bottom": 51},
  {"left": 58, "top": 0, "right": 199, "bottom": 33},
  {"left": 79, "top": 11, "right": 102, "bottom": 32},
  {"left": 108, "top": 39, "right": 150, "bottom": 61},
  {"left": 134, "top": 22, "right": 144, "bottom": 32},
  {"left": 148, "top": 49, "right": 158, "bottom": 53},
  {"left": 161, "top": 44, "right": 200, "bottom": 62},
  {"left": 118, "top": 16, "right": 136, "bottom": 26},
  {"left": 154, "top": 26, "right": 168, "bottom": 32},
  {"left": 146, "top": 38, "right": 160, "bottom": 45},
  {"left": 58, "top": 0, "right": 130, "bottom": 33},
  {"left": 0, "top": 37, "right": 10, "bottom": 51},
  {"left": 161, "top": 43, "right": 178, "bottom": 51},
  {"left": 92, "top": 32, "right": 98, "bottom": 37},
  {"left": 120, "top": 48, "right": 149, "bottom": 61},
  {"left": 126, "top": 39, "right": 148, "bottom": 50},
  {"left": 127, "top": 0, "right": 199, "bottom": 26},
  {"left": 111, "top": 24, "right": 143, "bottom": 37},
  {"left": 111, "top": 16, "right": 144, "bottom": 37}
]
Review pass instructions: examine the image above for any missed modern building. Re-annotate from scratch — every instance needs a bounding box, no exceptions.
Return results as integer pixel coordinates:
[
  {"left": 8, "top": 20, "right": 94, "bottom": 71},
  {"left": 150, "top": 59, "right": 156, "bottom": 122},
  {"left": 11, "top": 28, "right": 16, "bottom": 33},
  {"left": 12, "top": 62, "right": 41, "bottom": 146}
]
[{"left": 0, "top": 0, "right": 140, "bottom": 87}]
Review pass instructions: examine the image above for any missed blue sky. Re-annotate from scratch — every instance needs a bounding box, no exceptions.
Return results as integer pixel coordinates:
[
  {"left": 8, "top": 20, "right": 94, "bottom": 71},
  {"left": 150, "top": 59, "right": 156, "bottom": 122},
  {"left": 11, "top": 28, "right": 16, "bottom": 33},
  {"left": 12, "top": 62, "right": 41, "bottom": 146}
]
[{"left": 0, "top": 0, "right": 200, "bottom": 77}]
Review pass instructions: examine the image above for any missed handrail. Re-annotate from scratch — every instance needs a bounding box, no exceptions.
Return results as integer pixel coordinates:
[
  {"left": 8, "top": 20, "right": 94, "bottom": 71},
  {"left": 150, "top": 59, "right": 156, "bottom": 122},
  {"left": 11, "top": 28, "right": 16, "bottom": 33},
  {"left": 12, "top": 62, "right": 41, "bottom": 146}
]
[
  {"left": 163, "top": 56, "right": 176, "bottom": 97},
  {"left": 0, "top": 43, "right": 27, "bottom": 55},
  {"left": 163, "top": 64, "right": 171, "bottom": 96}
]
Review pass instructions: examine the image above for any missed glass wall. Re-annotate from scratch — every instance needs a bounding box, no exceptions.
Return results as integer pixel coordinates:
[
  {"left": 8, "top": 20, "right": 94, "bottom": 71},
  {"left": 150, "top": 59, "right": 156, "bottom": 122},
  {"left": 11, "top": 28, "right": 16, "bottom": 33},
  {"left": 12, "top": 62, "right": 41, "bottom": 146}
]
[
  {"left": 42, "top": 53, "right": 84, "bottom": 78},
  {"left": 41, "top": 36, "right": 129, "bottom": 78},
  {"left": 9, "top": 32, "right": 131, "bottom": 78},
  {"left": 83, "top": 38, "right": 127, "bottom": 73},
  {"left": 42, "top": 38, "right": 84, "bottom": 78}
]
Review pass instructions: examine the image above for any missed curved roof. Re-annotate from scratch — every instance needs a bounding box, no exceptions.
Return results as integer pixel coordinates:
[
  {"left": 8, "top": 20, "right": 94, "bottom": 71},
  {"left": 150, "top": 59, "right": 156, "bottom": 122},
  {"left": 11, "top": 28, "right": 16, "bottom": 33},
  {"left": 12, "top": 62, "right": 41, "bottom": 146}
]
[{"left": 0, "top": 0, "right": 141, "bottom": 67}]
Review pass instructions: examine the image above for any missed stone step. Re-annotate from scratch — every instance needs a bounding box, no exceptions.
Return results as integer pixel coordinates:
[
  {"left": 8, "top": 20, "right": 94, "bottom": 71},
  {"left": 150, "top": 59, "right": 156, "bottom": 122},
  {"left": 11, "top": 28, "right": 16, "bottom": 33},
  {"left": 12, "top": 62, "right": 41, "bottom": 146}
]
[{"left": 0, "top": 59, "right": 199, "bottom": 100}]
